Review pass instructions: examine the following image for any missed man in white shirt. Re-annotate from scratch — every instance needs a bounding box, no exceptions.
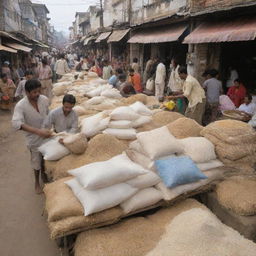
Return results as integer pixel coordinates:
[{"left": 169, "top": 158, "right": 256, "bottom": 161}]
[
  {"left": 155, "top": 59, "right": 166, "bottom": 101},
  {"left": 12, "top": 79, "right": 52, "bottom": 194},
  {"left": 54, "top": 54, "right": 70, "bottom": 79},
  {"left": 238, "top": 94, "right": 256, "bottom": 116},
  {"left": 15, "top": 71, "right": 33, "bottom": 99}
]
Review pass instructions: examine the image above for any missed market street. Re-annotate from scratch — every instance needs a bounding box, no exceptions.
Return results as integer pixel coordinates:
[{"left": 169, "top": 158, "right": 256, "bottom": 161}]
[{"left": 0, "top": 109, "right": 59, "bottom": 256}]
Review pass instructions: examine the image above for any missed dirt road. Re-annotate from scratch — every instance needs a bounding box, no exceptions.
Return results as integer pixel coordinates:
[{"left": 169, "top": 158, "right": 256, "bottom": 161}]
[{"left": 0, "top": 110, "right": 60, "bottom": 256}]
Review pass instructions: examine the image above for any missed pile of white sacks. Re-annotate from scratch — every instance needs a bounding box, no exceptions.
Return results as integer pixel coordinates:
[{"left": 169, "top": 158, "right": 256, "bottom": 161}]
[
  {"left": 81, "top": 102, "right": 152, "bottom": 140},
  {"left": 51, "top": 125, "right": 225, "bottom": 217}
]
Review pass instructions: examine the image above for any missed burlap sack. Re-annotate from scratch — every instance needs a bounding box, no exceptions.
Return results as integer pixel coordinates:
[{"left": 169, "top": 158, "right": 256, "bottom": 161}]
[
  {"left": 216, "top": 176, "right": 256, "bottom": 216},
  {"left": 152, "top": 111, "right": 183, "bottom": 127},
  {"left": 200, "top": 120, "right": 256, "bottom": 145},
  {"left": 121, "top": 94, "right": 147, "bottom": 105},
  {"left": 166, "top": 117, "right": 203, "bottom": 138},
  {"left": 63, "top": 133, "right": 88, "bottom": 154},
  {"left": 74, "top": 199, "right": 206, "bottom": 256},
  {"left": 44, "top": 177, "right": 83, "bottom": 222},
  {"left": 49, "top": 206, "right": 123, "bottom": 240},
  {"left": 53, "top": 134, "right": 128, "bottom": 180},
  {"left": 146, "top": 207, "right": 256, "bottom": 256},
  {"left": 44, "top": 160, "right": 58, "bottom": 179}
]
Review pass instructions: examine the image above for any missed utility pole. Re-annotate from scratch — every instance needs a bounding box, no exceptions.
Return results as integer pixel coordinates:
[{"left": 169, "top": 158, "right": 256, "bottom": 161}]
[{"left": 99, "top": 0, "right": 104, "bottom": 28}]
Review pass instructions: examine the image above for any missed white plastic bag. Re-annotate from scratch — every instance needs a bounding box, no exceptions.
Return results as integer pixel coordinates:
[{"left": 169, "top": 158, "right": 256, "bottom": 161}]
[
  {"left": 196, "top": 159, "right": 223, "bottom": 171},
  {"left": 103, "top": 128, "right": 137, "bottom": 140},
  {"left": 146, "top": 78, "right": 155, "bottom": 91},
  {"left": 68, "top": 153, "right": 148, "bottom": 189},
  {"left": 101, "top": 88, "right": 122, "bottom": 99},
  {"left": 130, "top": 102, "right": 152, "bottom": 116},
  {"left": 86, "top": 96, "right": 106, "bottom": 105},
  {"left": 126, "top": 172, "right": 161, "bottom": 189},
  {"left": 108, "top": 120, "right": 133, "bottom": 129},
  {"left": 38, "top": 137, "right": 70, "bottom": 161},
  {"left": 73, "top": 106, "right": 86, "bottom": 116},
  {"left": 132, "top": 116, "right": 152, "bottom": 128},
  {"left": 120, "top": 187, "right": 163, "bottom": 214},
  {"left": 110, "top": 106, "right": 140, "bottom": 121}
]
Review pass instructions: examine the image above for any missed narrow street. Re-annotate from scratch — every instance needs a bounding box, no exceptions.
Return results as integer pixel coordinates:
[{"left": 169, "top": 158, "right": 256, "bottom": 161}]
[{"left": 0, "top": 110, "right": 59, "bottom": 256}]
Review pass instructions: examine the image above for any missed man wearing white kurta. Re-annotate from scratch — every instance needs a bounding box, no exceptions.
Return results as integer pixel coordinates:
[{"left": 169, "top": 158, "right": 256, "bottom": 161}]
[
  {"left": 12, "top": 79, "right": 52, "bottom": 194},
  {"left": 155, "top": 61, "right": 166, "bottom": 100}
]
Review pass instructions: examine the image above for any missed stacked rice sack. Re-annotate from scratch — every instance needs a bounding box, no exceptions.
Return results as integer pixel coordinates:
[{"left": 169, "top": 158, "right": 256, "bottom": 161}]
[
  {"left": 200, "top": 120, "right": 256, "bottom": 167},
  {"left": 74, "top": 199, "right": 256, "bottom": 256}
]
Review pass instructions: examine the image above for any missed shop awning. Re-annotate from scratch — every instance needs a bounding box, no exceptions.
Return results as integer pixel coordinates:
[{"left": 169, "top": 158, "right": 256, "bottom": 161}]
[
  {"left": 183, "top": 17, "right": 256, "bottom": 44},
  {"left": 4, "top": 42, "right": 32, "bottom": 52},
  {"left": 84, "top": 36, "right": 96, "bottom": 45},
  {"left": 0, "top": 44, "right": 17, "bottom": 53},
  {"left": 95, "top": 32, "right": 112, "bottom": 43},
  {"left": 128, "top": 24, "right": 187, "bottom": 44},
  {"left": 107, "top": 29, "right": 130, "bottom": 43}
]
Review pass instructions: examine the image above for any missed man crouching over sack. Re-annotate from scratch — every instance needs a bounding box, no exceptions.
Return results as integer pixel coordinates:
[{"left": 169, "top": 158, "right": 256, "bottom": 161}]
[{"left": 12, "top": 79, "right": 52, "bottom": 194}]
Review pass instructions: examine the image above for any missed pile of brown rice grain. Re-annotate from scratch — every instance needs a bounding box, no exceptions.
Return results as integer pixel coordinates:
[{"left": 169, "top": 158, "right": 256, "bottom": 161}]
[
  {"left": 166, "top": 117, "right": 203, "bottom": 138},
  {"left": 152, "top": 111, "right": 183, "bottom": 127},
  {"left": 121, "top": 94, "right": 147, "bottom": 105}
]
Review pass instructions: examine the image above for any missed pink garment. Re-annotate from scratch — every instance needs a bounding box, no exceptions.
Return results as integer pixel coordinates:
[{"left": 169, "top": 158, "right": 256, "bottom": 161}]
[{"left": 219, "top": 95, "right": 236, "bottom": 111}]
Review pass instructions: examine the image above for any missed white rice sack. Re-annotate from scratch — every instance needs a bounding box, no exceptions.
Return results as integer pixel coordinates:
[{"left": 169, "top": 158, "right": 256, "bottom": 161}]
[
  {"left": 53, "top": 81, "right": 72, "bottom": 88},
  {"left": 81, "top": 113, "right": 110, "bottom": 138},
  {"left": 180, "top": 137, "right": 216, "bottom": 163},
  {"left": 63, "top": 133, "right": 87, "bottom": 154},
  {"left": 120, "top": 188, "right": 163, "bottom": 214},
  {"left": 87, "top": 72, "right": 98, "bottom": 78},
  {"left": 137, "top": 126, "right": 184, "bottom": 160},
  {"left": 68, "top": 153, "right": 148, "bottom": 189},
  {"left": 93, "top": 78, "right": 107, "bottom": 85},
  {"left": 110, "top": 106, "right": 141, "bottom": 121},
  {"left": 65, "top": 179, "right": 138, "bottom": 216},
  {"left": 103, "top": 128, "right": 137, "bottom": 140},
  {"left": 86, "top": 87, "right": 103, "bottom": 98},
  {"left": 126, "top": 149, "right": 154, "bottom": 170},
  {"left": 108, "top": 120, "right": 133, "bottom": 129},
  {"left": 126, "top": 172, "right": 161, "bottom": 189},
  {"left": 86, "top": 96, "right": 106, "bottom": 105},
  {"left": 130, "top": 101, "right": 152, "bottom": 116},
  {"left": 156, "top": 169, "right": 223, "bottom": 201},
  {"left": 132, "top": 116, "right": 152, "bottom": 128},
  {"left": 197, "top": 159, "right": 224, "bottom": 171},
  {"left": 101, "top": 88, "right": 122, "bottom": 99},
  {"left": 73, "top": 106, "right": 86, "bottom": 116},
  {"left": 38, "top": 137, "right": 70, "bottom": 161},
  {"left": 129, "top": 140, "right": 145, "bottom": 153},
  {"left": 52, "top": 82, "right": 71, "bottom": 96}
]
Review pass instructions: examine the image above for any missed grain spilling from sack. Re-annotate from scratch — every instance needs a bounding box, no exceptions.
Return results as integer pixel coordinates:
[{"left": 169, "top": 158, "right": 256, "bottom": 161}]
[
  {"left": 44, "top": 177, "right": 84, "bottom": 222},
  {"left": 53, "top": 134, "right": 128, "bottom": 180},
  {"left": 63, "top": 133, "right": 88, "bottom": 154},
  {"left": 146, "top": 208, "right": 256, "bottom": 256},
  {"left": 49, "top": 206, "right": 123, "bottom": 240},
  {"left": 166, "top": 117, "right": 203, "bottom": 138},
  {"left": 152, "top": 111, "right": 183, "bottom": 127},
  {"left": 121, "top": 94, "right": 147, "bottom": 105},
  {"left": 44, "top": 160, "right": 58, "bottom": 180},
  {"left": 216, "top": 176, "right": 256, "bottom": 216},
  {"left": 74, "top": 199, "right": 206, "bottom": 256}
]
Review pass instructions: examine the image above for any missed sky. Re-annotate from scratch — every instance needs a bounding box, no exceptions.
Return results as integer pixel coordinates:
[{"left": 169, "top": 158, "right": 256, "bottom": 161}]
[{"left": 32, "top": 0, "right": 99, "bottom": 34}]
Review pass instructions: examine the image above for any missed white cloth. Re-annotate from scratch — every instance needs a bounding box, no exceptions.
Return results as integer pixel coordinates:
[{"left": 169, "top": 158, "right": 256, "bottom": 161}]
[
  {"left": 15, "top": 79, "right": 27, "bottom": 97},
  {"left": 168, "top": 65, "right": 183, "bottom": 92},
  {"left": 155, "top": 63, "right": 166, "bottom": 99},
  {"left": 54, "top": 59, "right": 69, "bottom": 75},
  {"left": 238, "top": 103, "right": 256, "bottom": 115},
  {"left": 12, "top": 95, "right": 49, "bottom": 149}
]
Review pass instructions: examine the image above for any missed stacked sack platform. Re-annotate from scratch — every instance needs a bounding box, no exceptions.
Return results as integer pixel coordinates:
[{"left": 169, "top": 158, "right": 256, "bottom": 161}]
[{"left": 200, "top": 120, "right": 256, "bottom": 171}]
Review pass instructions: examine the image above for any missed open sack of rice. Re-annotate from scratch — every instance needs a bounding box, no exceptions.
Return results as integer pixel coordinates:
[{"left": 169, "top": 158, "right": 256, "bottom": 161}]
[
  {"left": 200, "top": 120, "right": 256, "bottom": 166},
  {"left": 74, "top": 198, "right": 256, "bottom": 256},
  {"left": 216, "top": 175, "right": 256, "bottom": 216}
]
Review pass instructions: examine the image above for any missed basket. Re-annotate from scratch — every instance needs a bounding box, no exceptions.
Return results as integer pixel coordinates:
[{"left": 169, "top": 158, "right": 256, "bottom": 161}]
[{"left": 222, "top": 110, "right": 247, "bottom": 121}]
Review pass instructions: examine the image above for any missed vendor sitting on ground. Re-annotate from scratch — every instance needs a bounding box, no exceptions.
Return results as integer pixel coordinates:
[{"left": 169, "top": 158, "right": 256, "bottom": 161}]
[
  {"left": 227, "top": 78, "right": 247, "bottom": 108},
  {"left": 0, "top": 73, "right": 16, "bottom": 110},
  {"left": 235, "top": 94, "right": 256, "bottom": 122},
  {"left": 43, "top": 94, "right": 78, "bottom": 139},
  {"left": 128, "top": 68, "right": 143, "bottom": 93},
  {"left": 117, "top": 74, "right": 136, "bottom": 97}
]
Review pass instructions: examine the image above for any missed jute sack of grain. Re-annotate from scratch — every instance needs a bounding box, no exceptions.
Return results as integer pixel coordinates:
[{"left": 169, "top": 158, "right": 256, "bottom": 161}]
[
  {"left": 44, "top": 160, "right": 58, "bottom": 180},
  {"left": 216, "top": 176, "right": 256, "bottom": 216},
  {"left": 44, "top": 177, "right": 83, "bottom": 222},
  {"left": 53, "top": 134, "right": 128, "bottom": 180},
  {"left": 49, "top": 206, "right": 123, "bottom": 240},
  {"left": 152, "top": 111, "right": 183, "bottom": 127},
  {"left": 145, "top": 96, "right": 159, "bottom": 106},
  {"left": 146, "top": 208, "right": 256, "bottom": 256},
  {"left": 121, "top": 94, "right": 147, "bottom": 105},
  {"left": 200, "top": 120, "right": 256, "bottom": 145},
  {"left": 74, "top": 199, "right": 207, "bottom": 256},
  {"left": 63, "top": 133, "right": 88, "bottom": 154},
  {"left": 166, "top": 117, "right": 203, "bottom": 138},
  {"left": 73, "top": 106, "right": 86, "bottom": 116}
]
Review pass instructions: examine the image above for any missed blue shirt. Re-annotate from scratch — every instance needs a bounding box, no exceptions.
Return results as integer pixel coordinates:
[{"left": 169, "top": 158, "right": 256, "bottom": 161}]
[{"left": 108, "top": 75, "right": 118, "bottom": 87}]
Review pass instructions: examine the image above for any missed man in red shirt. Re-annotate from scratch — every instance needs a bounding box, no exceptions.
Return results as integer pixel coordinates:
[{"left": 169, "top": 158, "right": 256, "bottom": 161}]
[
  {"left": 227, "top": 79, "right": 247, "bottom": 108},
  {"left": 128, "top": 68, "right": 143, "bottom": 93}
]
